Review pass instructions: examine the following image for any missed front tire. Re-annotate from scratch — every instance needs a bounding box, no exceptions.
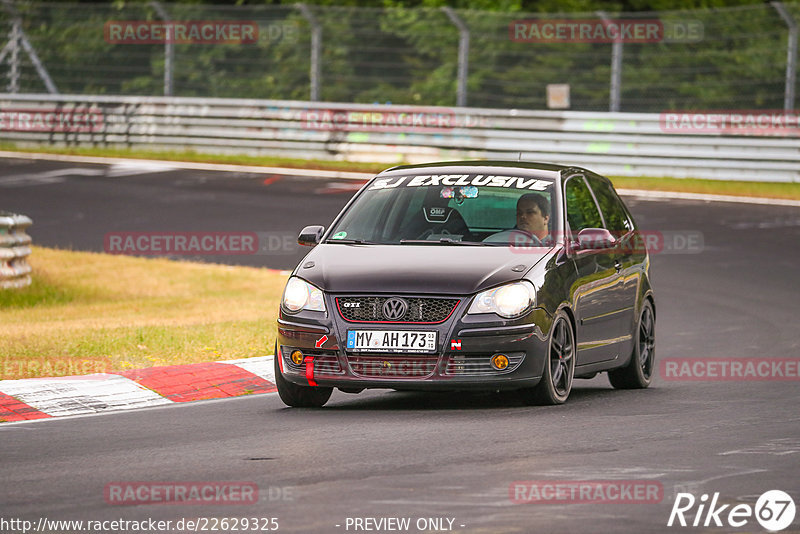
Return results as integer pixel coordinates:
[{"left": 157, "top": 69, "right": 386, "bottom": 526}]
[
  {"left": 608, "top": 300, "right": 655, "bottom": 389},
  {"left": 521, "top": 311, "right": 575, "bottom": 405},
  {"left": 274, "top": 345, "right": 333, "bottom": 407}
]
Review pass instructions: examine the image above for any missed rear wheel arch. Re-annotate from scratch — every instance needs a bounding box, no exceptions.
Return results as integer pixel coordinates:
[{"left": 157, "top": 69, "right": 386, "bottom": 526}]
[{"left": 608, "top": 298, "right": 654, "bottom": 390}]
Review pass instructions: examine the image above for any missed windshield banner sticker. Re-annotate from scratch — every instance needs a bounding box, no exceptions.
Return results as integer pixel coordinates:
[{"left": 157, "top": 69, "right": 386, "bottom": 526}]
[{"left": 369, "top": 174, "right": 551, "bottom": 191}]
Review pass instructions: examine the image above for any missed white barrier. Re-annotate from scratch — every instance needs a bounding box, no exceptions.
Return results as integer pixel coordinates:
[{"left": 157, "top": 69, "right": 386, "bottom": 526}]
[{"left": 0, "top": 94, "right": 798, "bottom": 182}]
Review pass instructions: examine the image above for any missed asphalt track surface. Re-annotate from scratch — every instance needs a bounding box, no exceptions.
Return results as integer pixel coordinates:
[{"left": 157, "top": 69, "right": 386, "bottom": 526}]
[{"left": 1, "top": 157, "right": 799, "bottom": 533}]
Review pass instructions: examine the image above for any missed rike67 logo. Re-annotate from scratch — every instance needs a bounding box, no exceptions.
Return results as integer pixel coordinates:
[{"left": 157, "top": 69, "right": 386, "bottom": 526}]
[{"left": 668, "top": 490, "right": 796, "bottom": 531}]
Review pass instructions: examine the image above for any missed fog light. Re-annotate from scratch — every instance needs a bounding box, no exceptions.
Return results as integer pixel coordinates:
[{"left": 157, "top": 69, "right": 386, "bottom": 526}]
[
  {"left": 491, "top": 354, "right": 509, "bottom": 370},
  {"left": 291, "top": 350, "right": 304, "bottom": 365}
]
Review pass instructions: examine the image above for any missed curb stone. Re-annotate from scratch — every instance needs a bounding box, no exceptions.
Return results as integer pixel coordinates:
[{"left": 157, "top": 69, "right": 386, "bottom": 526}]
[{"left": 0, "top": 356, "right": 276, "bottom": 423}]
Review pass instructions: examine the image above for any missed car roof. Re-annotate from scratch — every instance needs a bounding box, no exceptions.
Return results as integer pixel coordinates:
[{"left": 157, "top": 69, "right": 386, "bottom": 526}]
[{"left": 377, "top": 160, "right": 583, "bottom": 180}]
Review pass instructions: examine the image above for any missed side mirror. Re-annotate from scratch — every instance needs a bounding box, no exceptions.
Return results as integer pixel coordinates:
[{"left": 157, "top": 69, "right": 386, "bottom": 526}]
[
  {"left": 298, "top": 225, "right": 325, "bottom": 246},
  {"left": 576, "top": 228, "right": 617, "bottom": 250}
]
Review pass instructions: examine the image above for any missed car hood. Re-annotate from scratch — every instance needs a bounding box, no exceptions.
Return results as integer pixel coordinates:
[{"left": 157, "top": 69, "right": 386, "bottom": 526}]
[{"left": 295, "top": 244, "right": 551, "bottom": 295}]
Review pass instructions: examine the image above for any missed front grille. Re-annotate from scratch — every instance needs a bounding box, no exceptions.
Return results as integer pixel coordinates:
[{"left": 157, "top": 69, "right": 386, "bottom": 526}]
[
  {"left": 444, "top": 353, "right": 525, "bottom": 376},
  {"left": 347, "top": 354, "right": 439, "bottom": 379},
  {"left": 336, "top": 296, "right": 459, "bottom": 323}
]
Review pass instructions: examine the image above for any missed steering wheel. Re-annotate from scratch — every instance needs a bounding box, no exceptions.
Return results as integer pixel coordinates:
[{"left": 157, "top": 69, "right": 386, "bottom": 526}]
[
  {"left": 416, "top": 227, "right": 459, "bottom": 240},
  {"left": 512, "top": 230, "right": 543, "bottom": 247}
]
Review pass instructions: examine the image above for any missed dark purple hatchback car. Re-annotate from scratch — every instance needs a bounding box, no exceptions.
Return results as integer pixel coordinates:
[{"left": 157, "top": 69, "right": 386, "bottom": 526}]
[{"left": 275, "top": 161, "right": 655, "bottom": 407}]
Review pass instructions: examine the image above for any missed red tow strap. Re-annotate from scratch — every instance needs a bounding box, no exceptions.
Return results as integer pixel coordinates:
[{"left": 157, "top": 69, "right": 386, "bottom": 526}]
[{"left": 304, "top": 356, "right": 317, "bottom": 386}]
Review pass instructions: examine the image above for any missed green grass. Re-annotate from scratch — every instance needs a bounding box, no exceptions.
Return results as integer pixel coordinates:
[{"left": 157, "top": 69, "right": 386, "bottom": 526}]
[
  {"left": 0, "top": 246, "right": 287, "bottom": 379},
  {"left": 1, "top": 142, "right": 798, "bottom": 199},
  {"left": 0, "top": 142, "right": 389, "bottom": 174},
  {"left": 608, "top": 175, "right": 800, "bottom": 201}
]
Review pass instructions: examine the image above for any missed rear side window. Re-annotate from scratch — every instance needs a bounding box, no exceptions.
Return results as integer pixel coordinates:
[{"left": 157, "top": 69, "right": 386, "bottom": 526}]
[
  {"left": 564, "top": 177, "right": 603, "bottom": 232},
  {"left": 586, "top": 176, "right": 633, "bottom": 234}
]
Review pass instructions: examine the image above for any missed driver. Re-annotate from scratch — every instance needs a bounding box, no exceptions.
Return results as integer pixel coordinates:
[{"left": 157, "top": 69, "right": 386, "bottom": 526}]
[{"left": 483, "top": 193, "right": 550, "bottom": 245}]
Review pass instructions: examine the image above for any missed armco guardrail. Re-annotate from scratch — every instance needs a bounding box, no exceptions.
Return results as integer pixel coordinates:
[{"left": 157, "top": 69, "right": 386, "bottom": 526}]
[
  {"left": 0, "top": 94, "right": 798, "bottom": 182},
  {"left": 0, "top": 211, "right": 33, "bottom": 289}
]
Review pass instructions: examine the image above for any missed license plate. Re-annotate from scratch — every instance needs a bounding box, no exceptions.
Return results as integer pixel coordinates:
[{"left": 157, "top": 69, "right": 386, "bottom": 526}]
[{"left": 346, "top": 330, "right": 437, "bottom": 353}]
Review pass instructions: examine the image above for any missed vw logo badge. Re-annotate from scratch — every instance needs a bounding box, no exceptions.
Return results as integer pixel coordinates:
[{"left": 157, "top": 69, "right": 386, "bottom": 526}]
[{"left": 382, "top": 297, "right": 408, "bottom": 320}]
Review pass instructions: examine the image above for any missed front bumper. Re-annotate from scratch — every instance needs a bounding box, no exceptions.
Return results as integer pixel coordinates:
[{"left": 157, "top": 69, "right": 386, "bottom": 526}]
[{"left": 277, "top": 298, "right": 552, "bottom": 392}]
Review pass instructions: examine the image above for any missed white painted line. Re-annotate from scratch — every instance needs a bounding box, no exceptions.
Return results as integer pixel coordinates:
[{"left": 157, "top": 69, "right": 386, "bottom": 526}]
[
  {"left": 0, "top": 167, "right": 105, "bottom": 188},
  {"left": 0, "top": 374, "right": 171, "bottom": 417},
  {"left": 617, "top": 188, "right": 800, "bottom": 207},
  {"left": 219, "top": 355, "right": 276, "bottom": 384},
  {"left": 719, "top": 438, "right": 800, "bottom": 456},
  {"left": 106, "top": 161, "right": 176, "bottom": 177},
  {"left": 0, "top": 151, "right": 374, "bottom": 180}
]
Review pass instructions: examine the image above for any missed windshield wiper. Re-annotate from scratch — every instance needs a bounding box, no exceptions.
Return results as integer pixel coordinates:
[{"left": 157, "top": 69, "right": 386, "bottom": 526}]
[
  {"left": 325, "top": 239, "right": 378, "bottom": 245},
  {"left": 399, "top": 238, "right": 489, "bottom": 246},
  {"left": 327, "top": 238, "right": 489, "bottom": 246}
]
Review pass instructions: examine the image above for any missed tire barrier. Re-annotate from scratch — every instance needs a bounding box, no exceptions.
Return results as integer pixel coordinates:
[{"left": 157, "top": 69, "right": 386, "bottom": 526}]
[{"left": 0, "top": 211, "right": 33, "bottom": 289}]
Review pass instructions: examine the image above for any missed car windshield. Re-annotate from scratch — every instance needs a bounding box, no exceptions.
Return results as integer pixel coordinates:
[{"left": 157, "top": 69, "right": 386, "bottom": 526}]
[{"left": 326, "top": 172, "right": 559, "bottom": 246}]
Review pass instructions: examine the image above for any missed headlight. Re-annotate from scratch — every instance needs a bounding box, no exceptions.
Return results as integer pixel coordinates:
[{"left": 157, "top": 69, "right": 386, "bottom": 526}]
[
  {"left": 467, "top": 281, "right": 536, "bottom": 319},
  {"left": 282, "top": 277, "right": 326, "bottom": 314}
]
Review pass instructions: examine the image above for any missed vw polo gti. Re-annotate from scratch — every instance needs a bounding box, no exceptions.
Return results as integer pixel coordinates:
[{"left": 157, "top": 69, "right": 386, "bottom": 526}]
[{"left": 275, "top": 161, "right": 655, "bottom": 407}]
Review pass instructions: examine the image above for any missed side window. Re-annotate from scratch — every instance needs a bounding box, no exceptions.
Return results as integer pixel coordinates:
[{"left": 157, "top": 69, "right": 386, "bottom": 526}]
[
  {"left": 586, "top": 176, "right": 633, "bottom": 234},
  {"left": 338, "top": 188, "right": 409, "bottom": 241},
  {"left": 343, "top": 191, "right": 392, "bottom": 241},
  {"left": 564, "top": 177, "right": 603, "bottom": 232}
]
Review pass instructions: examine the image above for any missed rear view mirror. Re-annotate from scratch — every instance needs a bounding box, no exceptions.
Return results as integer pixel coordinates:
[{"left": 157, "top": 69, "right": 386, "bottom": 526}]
[
  {"left": 576, "top": 228, "right": 617, "bottom": 250},
  {"left": 298, "top": 225, "right": 325, "bottom": 246}
]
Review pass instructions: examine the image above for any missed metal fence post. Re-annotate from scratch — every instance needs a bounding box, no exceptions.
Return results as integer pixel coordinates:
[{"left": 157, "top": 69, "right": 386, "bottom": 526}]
[
  {"left": 442, "top": 7, "right": 469, "bottom": 108},
  {"left": 297, "top": 3, "right": 321, "bottom": 102},
  {"left": 150, "top": 1, "right": 174, "bottom": 97},
  {"left": 1, "top": 0, "right": 58, "bottom": 94},
  {"left": 7, "top": 17, "right": 19, "bottom": 93},
  {"left": 597, "top": 11, "right": 623, "bottom": 112},
  {"left": 772, "top": 1, "right": 797, "bottom": 111}
]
